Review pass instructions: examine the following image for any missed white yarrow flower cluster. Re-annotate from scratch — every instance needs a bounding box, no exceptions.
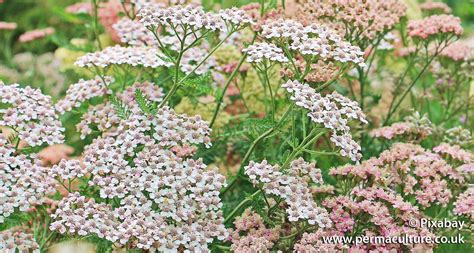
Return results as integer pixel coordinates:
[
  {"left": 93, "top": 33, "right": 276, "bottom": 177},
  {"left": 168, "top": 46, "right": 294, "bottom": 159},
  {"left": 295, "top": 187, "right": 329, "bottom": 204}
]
[
  {"left": 282, "top": 80, "right": 367, "bottom": 161},
  {"left": 51, "top": 104, "right": 227, "bottom": 251},
  {"left": 76, "top": 81, "right": 164, "bottom": 139},
  {"left": 75, "top": 45, "right": 172, "bottom": 68},
  {"left": 260, "top": 19, "right": 365, "bottom": 67},
  {"left": 0, "top": 135, "right": 56, "bottom": 223},
  {"left": 244, "top": 159, "right": 331, "bottom": 228},
  {"left": 55, "top": 76, "right": 113, "bottom": 113},
  {"left": 76, "top": 103, "right": 120, "bottom": 139},
  {"left": 0, "top": 227, "right": 40, "bottom": 253},
  {"left": 50, "top": 159, "right": 86, "bottom": 181},
  {"left": 113, "top": 18, "right": 158, "bottom": 47},
  {"left": 0, "top": 82, "right": 64, "bottom": 147},
  {"left": 180, "top": 47, "right": 217, "bottom": 74},
  {"left": 243, "top": 42, "right": 289, "bottom": 63},
  {"left": 218, "top": 7, "right": 255, "bottom": 26},
  {"left": 138, "top": 5, "right": 253, "bottom": 32}
]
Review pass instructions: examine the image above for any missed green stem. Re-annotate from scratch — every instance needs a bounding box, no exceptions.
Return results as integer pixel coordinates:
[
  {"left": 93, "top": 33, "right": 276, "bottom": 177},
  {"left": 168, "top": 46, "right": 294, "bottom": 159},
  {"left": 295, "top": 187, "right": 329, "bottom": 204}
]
[
  {"left": 224, "top": 190, "right": 261, "bottom": 224},
  {"left": 280, "top": 129, "right": 326, "bottom": 170},
  {"left": 315, "top": 66, "right": 347, "bottom": 92},
  {"left": 159, "top": 32, "right": 235, "bottom": 108},
  {"left": 91, "top": 0, "right": 102, "bottom": 50},
  {"left": 383, "top": 54, "right": 437, "bottom": 125},
  {"left": 179, "top": 32, "right": 233, "bottom": 84},
  {"left": 209, "top": 33, "right": 258, "bottom": 127},
  {"left": 262, "top": 64, "right": 276, "bottom": 122}
]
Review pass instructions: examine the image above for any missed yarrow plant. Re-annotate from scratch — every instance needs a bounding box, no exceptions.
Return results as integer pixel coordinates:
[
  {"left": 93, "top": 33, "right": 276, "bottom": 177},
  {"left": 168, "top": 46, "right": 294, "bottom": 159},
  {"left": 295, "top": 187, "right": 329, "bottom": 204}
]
[{"left": 0, "top": 0, "right": 473, "bottom": 252}]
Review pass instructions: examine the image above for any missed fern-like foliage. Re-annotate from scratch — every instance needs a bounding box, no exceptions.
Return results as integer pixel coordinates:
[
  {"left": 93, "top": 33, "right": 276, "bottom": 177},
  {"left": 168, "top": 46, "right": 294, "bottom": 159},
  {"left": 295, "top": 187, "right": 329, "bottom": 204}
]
[
  {"left": 134, "top": 89, "right": 159, "bottom": 115},
  {"left": 215, "top": 117, "right": 277, "bottom": 139},
  {"left": 109, "top": 96, "right": 130, "bottom": 119}
]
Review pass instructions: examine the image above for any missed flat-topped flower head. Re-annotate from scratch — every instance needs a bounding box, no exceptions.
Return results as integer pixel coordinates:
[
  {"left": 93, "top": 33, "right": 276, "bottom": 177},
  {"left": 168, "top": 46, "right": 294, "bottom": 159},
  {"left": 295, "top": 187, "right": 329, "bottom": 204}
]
[
  {"left": 0, "top": 21, "right": 17, "bottom": 30},
  {"left": 218, "top": 7, "right": 255, "bottom": 27},
  {"left": 407, "top": 14, "right": 463, "bottom": 40},
  {"left": 299, "top": 0, "right": 407, "bottom": 40},
  {"left": 261, "top": 19, "right": 365, "bottom": 67},
  {"left": 0, "top": 135, "right": 56, "bottom": 223},
  {"left": 244, "top": 159, "right": 331, "bottom": 227},
  {"left": 75, "top": 45, "right": 173, "bottom": 68},
  {"left": 55, "top": 76, "right": 113, "bottom": 114},
  {"left": 51, "top": 81, "right": 227, "bottom": 250},
  {"left": 0, "top": 227, "right": 40, "bottom": 252},
  {"left": 76, "top": 81, "right": 164, "bottom": 139},
  {"left": 230, "top": 209, "right": 280, "bottom": 252},
  {"left": 18, "top": 27, "right": 54, "bottom": 43},
  {"left": 371, "top": 112, "right": 433, "bottom": 141},
  {"left": 454, "top": 187, "right": 474, "bottom": 220},
  {"left": 420, "top": 1, "right": 452, "bottom": 14},
  {"left": 433, "top": 143, "right": 473, "bottom": 164},
  {"left": 243, "top": 42, "right": 288, "bottom": 63},
  {"left": 113, "top": 18, "right": 158, "bottom": 47},
  {"left": 54, "top": 106, "right": 226, "bottom": 250},
  {"left": 0, "top": 82, "right": 64, "bottom": 147},
  {"left": 334, "top": 142, "right": 464, "bottom": 208},
  {"left": 370, "top": 122, "right": 413, "bottom": 140},
  {"left": 50, "top": 159, "right": 86, "bottom": 181},
  {"left": 138, "top": 4, "right": 254, "bottom": 32},
  {"left": 440, "top": 41, "right": 474, "bottom": 62},
  {"left": 282, "top": 80, "right": 367, "bottom": 161},
  {"left": 322, "top": 186, "right": 434, "bottom": 252}
]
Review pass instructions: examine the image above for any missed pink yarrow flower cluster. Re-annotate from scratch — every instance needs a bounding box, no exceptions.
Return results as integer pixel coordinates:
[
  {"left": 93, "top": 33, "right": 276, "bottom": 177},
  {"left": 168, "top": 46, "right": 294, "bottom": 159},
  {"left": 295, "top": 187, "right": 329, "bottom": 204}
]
[
  {"left": 332, "top": 143, "right": 465, "bottom": 208},
  {"left": 454, "top": 187, "right": 474, "bottom": 221},
  {"left": 420, "top": 1, "right": 452, "bottom": 14},
  {"left": 299, "top": 0, "right": 407, "bottom": 40},
  {"left": 322, "top": 187, "right": 434, "bottom": 252},
  {"left": 440, "top": 41, "right": 474, "bottom": 62},
  {"left": 407, "top": 14, "right": 463, "bottom": 39},
  {"left": 371, "top": 112, "right": 433, "bottom": 141},
  {"left": 18, "top": 27, "right": 55, "bottom": 43},
  {"left": 0, "top": 82, "right": 64, "bottom": 146},
  {"left": 230, "top": 209, "right": 280, "bottom": 252},
  {"left": 370, "top": 122, "right": 412, "bottom": 140},
  {"left": 244, "top": 159, "right": 331, "bottom": 227},
  {"left": 293, "top": 230, "right": 341, "bottom": 252},
  {"left": 0, "top": 21, "right": 17, "bottom": 30},
  {"left": 433, "top": 143, "right": 473, "bottom": 164},
  {"left": 75, "top": 45, "right": 173, "bottom": 68},
  {"left": 282, "top": 80, "right": 367, "bottom": 161}
]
